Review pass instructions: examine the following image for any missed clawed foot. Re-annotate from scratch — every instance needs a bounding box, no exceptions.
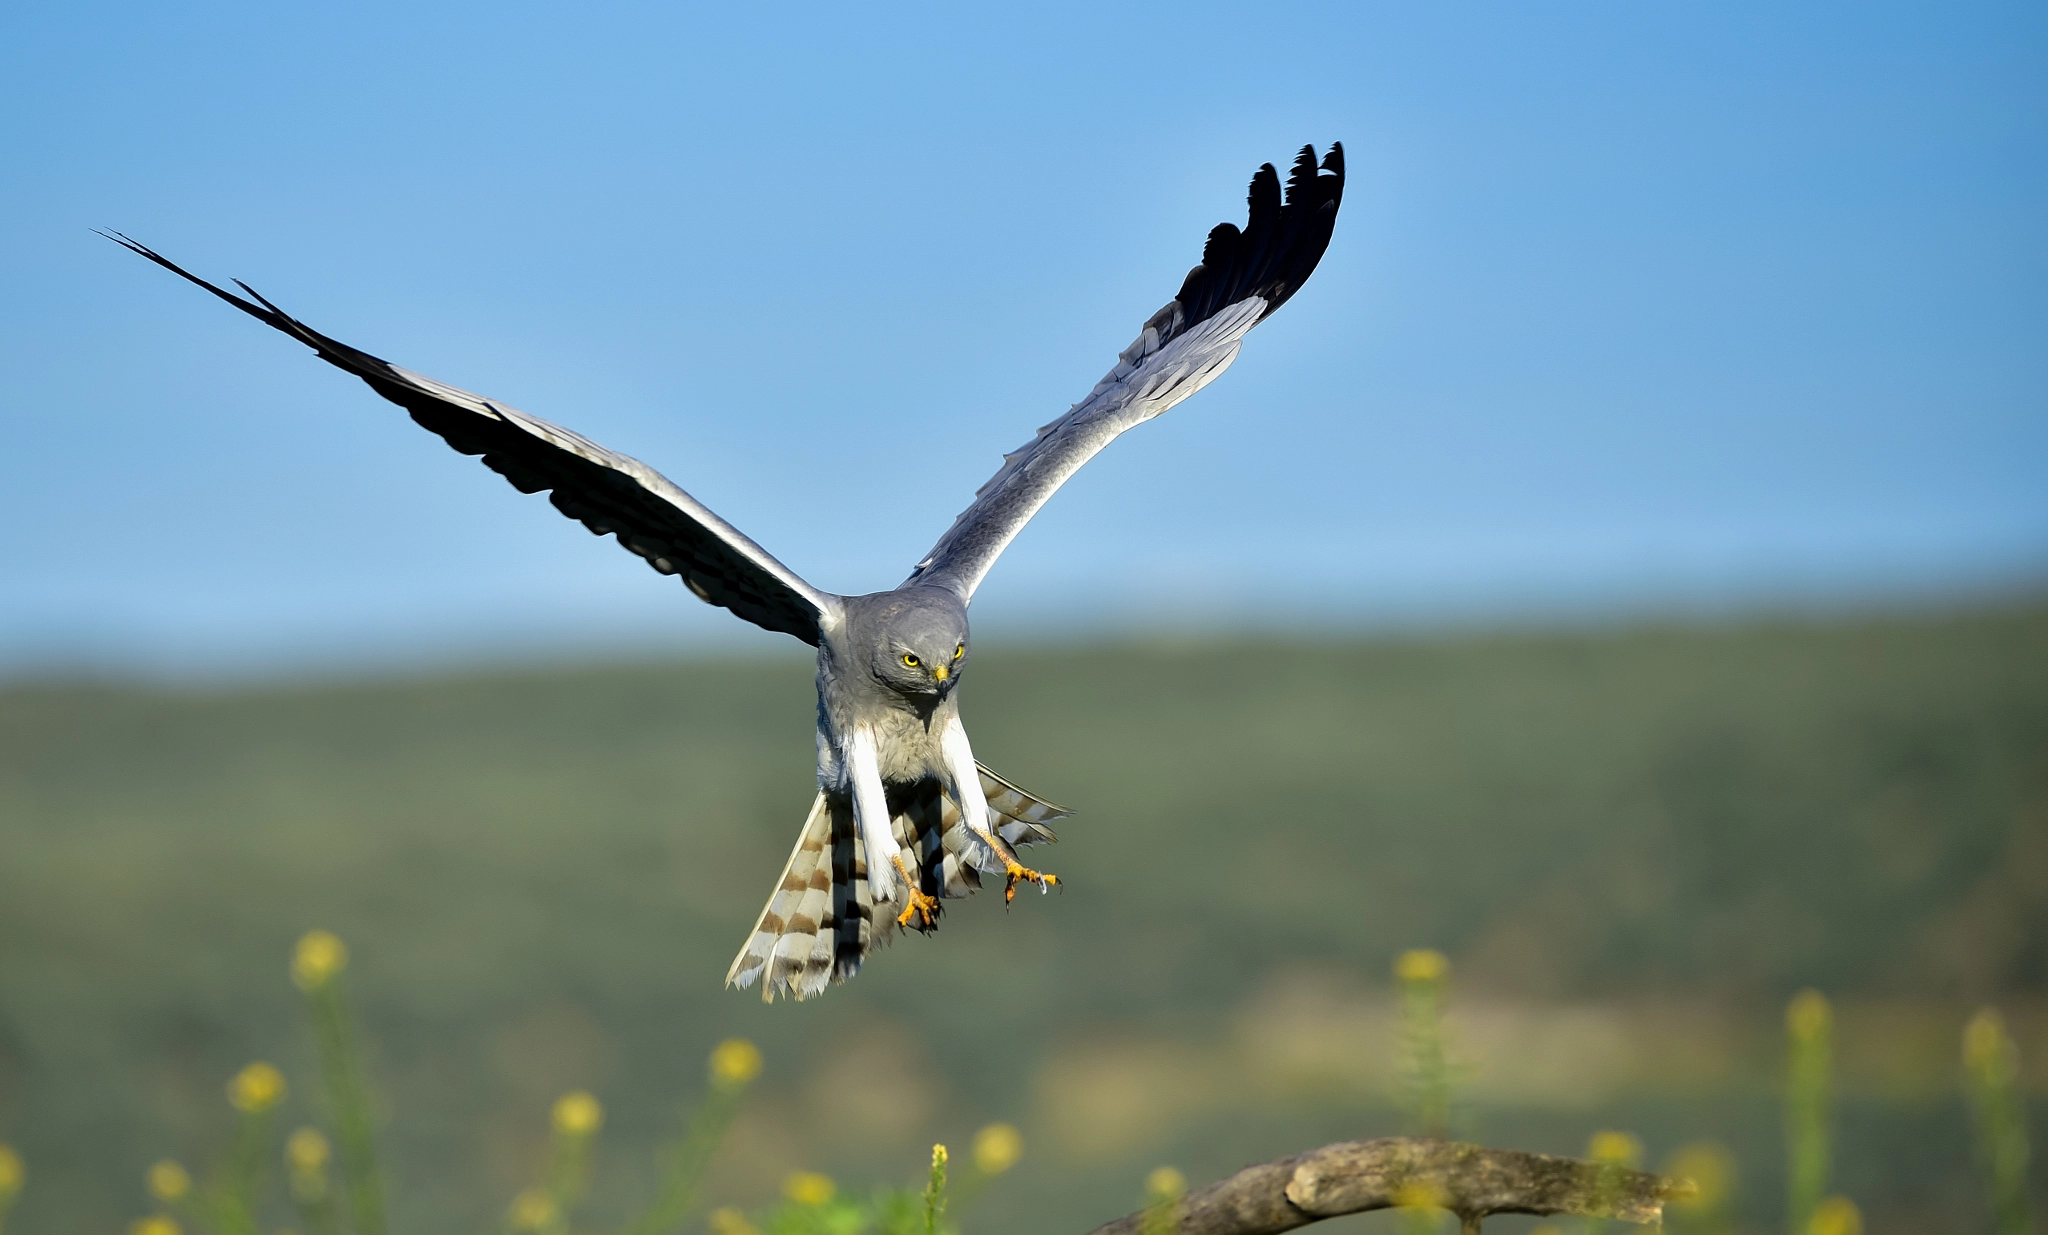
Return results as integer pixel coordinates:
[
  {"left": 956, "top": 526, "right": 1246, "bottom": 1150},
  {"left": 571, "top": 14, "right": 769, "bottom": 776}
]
[
  {"left": 890, "top": 854, "right": 943, "bottom": 932},
  {"left": 896, "top": 884, "right": 942, "bottom": 931},
  {"left": 1003, "top": 860, "right": 1060, "bottom": 904}
]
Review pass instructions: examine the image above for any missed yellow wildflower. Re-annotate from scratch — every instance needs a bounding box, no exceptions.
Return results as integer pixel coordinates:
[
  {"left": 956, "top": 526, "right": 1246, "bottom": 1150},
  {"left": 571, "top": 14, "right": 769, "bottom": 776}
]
[
  {"left": 709, "top": 1207, "right": 760, "bottom": 1235},
  {"left": 146, "top": 1160, "right": 190, "bottom": 1202},
  {"left": 552, "top": 1090, "right": 604, "bottom": 1137},
  {"left": 129, "top": 1217, "right": 181, "bottom": 1235},
  {"left": 783, "top": 1171, "right": 836, "bottom": 1206},
  {"left": 1587, "top": 1130, "right": 1641, "bottom": 1167},
  {"left": 1394, "top": 949, "right": 1448, "bottom": 984},
  {"left": 709, "top": 1038, "right": 763, "bottom": 1086},
  {"left": 291, "top": 930, "right": 349, "bottom": 991},
  {"left": 228, "top": 1062, "right": 288, "bottom": 1113},
  {"left": 1145, "top": 1166, "right": 1186, "bottom": 1201},
  {"left": 0, "top": 1143, "right": 21, "bottom": 1195},
  {"left": 1786, "top": 990, "right": 1831, "bottom": 1042},
  {"left": 286, "top": 1127, "right": 331, "bottom": 1172},
  {"left": 1663, "top": 1142, "right": 1733, "bottom": 1213},
  {"left": 509, "top": 1188, "right": 557, "bottom": 1229},
  {"left": 972, "top": 1123, "right": 1022, "bottom": 1175},
  {"left": 1807, "top": 1195, "right": 1861, "bottom": 1235},
  {"left": 931, "top": 1143, "right": 948, "bottom": 1168},
  {"left": 1964, "top": 1008, "right": 2017, "bottom": 1078}
]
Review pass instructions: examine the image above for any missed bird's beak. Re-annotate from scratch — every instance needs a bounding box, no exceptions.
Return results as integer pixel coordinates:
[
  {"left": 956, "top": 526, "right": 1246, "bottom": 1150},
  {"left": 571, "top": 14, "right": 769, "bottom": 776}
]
[{"left": 933, "top": 665, "right": 949, "bottom": 682}]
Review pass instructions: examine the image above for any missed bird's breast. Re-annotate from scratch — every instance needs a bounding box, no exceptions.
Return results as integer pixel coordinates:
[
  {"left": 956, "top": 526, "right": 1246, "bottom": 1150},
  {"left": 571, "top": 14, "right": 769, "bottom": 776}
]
[
  {"left": 866, "top": 703, "right": 952, "bottom": 785},
  {"left": 814, "top": 680, "right": 955, "bottom": 792}
]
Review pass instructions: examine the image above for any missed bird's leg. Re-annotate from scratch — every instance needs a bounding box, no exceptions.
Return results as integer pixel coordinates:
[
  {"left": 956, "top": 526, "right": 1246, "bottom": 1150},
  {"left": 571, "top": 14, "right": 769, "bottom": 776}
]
[
  {"left": 847, "top": 726, "right": 902, "bottom": 906},
  {"left": 980, "top": 823, "right": 1062, "bottom": 904},
  {"left": 941, "top": 716, "right": 1059, "bottom": 903},
  {"left": 889, "top": 853, "right": 942, "bottom": 931}
]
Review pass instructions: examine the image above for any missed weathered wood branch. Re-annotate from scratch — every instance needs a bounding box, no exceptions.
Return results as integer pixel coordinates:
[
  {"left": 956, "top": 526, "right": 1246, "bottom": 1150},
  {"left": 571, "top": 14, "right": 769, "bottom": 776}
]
[{"left": 1085, "top": 1136, "right": 1695, "bottom": 1235}]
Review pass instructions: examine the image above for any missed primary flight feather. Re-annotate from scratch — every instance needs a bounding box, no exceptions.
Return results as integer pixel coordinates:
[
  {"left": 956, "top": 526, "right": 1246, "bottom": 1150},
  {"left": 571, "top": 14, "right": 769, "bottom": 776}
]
[{"left": 112, "top": 142, "right": 1345, "bottom": 1001}]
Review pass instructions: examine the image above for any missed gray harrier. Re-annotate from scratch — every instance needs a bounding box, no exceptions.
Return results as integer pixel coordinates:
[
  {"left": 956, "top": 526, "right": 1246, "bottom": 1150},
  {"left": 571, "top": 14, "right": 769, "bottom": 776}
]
[{"left": 111, "top": 142, "right": 1345, "bottom": 1001}]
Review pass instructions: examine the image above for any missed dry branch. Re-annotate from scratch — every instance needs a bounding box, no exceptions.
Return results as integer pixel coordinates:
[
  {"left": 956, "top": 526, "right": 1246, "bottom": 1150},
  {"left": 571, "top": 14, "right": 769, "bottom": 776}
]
[{"left": 1085, "top": 1136, "right": 1695, "bottom": 1235}]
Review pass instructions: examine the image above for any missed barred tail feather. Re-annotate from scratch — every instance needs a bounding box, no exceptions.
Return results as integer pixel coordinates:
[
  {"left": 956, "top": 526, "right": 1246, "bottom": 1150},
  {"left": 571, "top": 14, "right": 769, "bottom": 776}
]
[
  {"left": 725, "top": 792, "right": 835, "bottom": 999},
  {"left": 981, "top": 762, "right": 1070, "bottom": 849},
  {"left": 726, "top": 765, "right": 1070, "bottom": 1002}
]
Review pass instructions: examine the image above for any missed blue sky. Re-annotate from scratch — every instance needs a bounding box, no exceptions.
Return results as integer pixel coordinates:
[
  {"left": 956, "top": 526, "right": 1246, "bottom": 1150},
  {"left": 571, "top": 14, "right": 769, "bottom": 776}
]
[{"left": 3, "top": 2, "right": 2043, "bottom": 672}]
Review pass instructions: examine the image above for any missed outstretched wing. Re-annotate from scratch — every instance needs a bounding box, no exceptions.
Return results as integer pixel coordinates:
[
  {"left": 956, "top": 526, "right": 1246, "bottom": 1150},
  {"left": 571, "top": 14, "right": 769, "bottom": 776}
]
[
  {"left": 903, "top": 143, "right": 1345, "bottom": 600},
  {"left": 108, "top": 235, "right": 841, "bottom": 646}
]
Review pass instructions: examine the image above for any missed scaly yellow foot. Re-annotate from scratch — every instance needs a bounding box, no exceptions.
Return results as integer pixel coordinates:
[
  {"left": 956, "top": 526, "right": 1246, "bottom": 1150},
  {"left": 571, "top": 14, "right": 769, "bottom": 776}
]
[
  {"left": 1003, "top": 861, "right": 1060, "bottom": 904},
  {"left": 891, "top": 854, "right": 943, "bottom": 931}
]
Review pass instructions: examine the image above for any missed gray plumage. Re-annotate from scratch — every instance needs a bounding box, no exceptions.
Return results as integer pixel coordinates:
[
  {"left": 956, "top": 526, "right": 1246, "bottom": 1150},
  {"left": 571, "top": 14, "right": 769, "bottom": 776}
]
[{"left": 109, "top": 142, "right": 1345, "bottom": 1001}]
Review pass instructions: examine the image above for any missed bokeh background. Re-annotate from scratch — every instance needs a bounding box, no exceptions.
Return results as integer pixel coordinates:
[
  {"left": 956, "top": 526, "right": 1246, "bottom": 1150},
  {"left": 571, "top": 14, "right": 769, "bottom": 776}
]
[{"left": 2, "top": 2, "right": 2044, "bottom": 1233}]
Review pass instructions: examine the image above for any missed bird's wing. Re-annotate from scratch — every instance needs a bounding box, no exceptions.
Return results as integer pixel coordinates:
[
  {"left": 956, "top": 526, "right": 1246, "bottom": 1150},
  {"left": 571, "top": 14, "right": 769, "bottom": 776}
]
[
  {"left": 903, "top": 144, "right": 1344, "bottom": 600},
  {"left": 108, "top": 235, "right": 841, "bottom": 646}
]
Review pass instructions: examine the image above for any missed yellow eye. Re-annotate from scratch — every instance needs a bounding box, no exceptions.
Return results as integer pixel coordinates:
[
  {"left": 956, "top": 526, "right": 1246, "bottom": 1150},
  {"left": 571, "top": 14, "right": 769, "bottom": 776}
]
[
  {"left": 901, "top": 653, "right": 919, "bottom": 668},
  {"left": 953, "top": 644, "right": 964, "bottom": 659}
]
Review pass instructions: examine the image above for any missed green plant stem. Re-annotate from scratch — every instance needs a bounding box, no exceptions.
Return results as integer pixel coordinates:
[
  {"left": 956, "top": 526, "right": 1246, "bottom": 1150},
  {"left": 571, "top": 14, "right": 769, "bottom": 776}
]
[
  {"left": 291, "top": 1171, "right": 345, "bottom": 1235},
  {"left": 1785, "top": 997, "right": 1831, "bottom": 1235},
  {"left": 547, "top": 1130, "right": 594, "bottom": 1213},
  {"left": 306, "top": 979, "right": 388, "bottom": 1235},
  {"left": 625, "top": 1080, "right": 746, "bottom": 1235},
  {"left": 1965, "top": 1011, "right": 2037, "bottom": 1235},
  {"left": 922, "top": 1151, "right": 947, "bottom": 1235},
  {"left": 218, "top": 1107, "right": 274, "bottom": 1235},
  {"left": 1400, "top": 977, "right": 1451, "bottom": 1138}
]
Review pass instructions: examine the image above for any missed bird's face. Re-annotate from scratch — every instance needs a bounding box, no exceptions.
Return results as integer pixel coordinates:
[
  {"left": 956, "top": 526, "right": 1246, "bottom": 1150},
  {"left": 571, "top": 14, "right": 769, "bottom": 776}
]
[
  {"left": 879, "top": 630, "right": 968, "bottom": 697},
  {"left": 868, "top": 597, "right": 970, "bottom": 699}
]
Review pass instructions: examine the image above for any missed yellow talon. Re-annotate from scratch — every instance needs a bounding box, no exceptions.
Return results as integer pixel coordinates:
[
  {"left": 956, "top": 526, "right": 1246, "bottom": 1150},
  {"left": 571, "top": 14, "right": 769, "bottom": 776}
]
[
  {"left": 1003, "top": 861, "right": 1060, "bottom": 904},
  {"left": 891, "top": 854, "right": 942, "bottom": 932},
  {"left": 897, "top": 886, "right": 941, "bottom": 931}
]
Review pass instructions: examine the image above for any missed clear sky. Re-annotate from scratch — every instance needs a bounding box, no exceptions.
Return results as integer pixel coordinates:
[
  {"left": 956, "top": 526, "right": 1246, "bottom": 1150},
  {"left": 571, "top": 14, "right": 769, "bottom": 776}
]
[{"left": 3, "top": 1, "right": 2043, "bottom": 673}]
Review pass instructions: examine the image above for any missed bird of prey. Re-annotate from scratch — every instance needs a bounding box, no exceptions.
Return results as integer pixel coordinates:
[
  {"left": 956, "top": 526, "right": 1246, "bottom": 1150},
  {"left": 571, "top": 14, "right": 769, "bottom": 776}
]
[{"left": 110, "top": 142, "right": 1345, "bottom": 1001}]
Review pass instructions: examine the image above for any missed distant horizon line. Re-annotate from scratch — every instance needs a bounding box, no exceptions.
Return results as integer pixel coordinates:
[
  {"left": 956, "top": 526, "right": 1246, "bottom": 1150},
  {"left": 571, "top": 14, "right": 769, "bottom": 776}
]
[{"left": 6, "top": 573, "right": 2042, "bottom": 690}]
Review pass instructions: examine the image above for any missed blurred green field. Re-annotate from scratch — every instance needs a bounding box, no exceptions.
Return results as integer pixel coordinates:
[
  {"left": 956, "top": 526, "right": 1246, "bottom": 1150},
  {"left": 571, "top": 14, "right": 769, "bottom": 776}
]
[{"left": 1, "top": 601, "right": 2044, "bottom": 1234}]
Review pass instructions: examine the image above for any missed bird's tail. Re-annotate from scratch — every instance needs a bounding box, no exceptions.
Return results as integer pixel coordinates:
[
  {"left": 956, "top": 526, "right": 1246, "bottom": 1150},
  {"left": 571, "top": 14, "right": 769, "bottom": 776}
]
[{"left": 724, "top": 764, "right": 1069, "bottom": 1002}]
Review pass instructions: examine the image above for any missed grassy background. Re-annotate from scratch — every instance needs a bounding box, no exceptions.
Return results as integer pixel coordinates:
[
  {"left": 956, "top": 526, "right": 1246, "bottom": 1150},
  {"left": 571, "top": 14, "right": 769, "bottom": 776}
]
[{"left": 2, "top": 601, "right": 2045, "bottom": 1233}]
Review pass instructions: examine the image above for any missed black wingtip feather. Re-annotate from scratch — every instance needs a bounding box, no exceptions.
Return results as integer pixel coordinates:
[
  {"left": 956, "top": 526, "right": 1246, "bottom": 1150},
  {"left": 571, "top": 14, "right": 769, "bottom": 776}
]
[
  {"left": 1170, "top": 141, "right": 1344, "bottom": 332},
  {"left": 107, "top": 233, "right": 405, "bottom": 378},
  {"left": 99, "top": 230, "right": 289, "bottom": 331}
]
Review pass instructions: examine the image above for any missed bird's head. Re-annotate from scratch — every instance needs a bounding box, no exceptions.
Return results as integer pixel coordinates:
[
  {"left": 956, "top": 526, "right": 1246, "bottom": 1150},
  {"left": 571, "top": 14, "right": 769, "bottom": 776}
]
[{"left": 866, "top": 589, "right": 970, "bottom": 699}]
